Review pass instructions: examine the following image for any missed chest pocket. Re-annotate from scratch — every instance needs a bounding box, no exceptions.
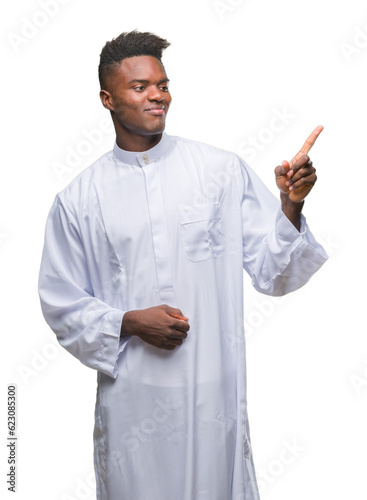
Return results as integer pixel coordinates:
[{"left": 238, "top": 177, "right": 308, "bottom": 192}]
[{"left": 179, "top": 202, "right": 222, "bottom": 262}]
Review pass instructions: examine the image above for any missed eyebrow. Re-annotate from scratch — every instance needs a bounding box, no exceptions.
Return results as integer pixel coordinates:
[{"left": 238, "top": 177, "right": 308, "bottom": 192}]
[{"left": 127, "top": 78, "right": 170, "bottom": 85}]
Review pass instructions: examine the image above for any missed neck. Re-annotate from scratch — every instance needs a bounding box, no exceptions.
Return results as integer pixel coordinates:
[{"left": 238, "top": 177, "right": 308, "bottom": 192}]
[{"left": 114, "top": 126, "right": 163, "bottom": 152}]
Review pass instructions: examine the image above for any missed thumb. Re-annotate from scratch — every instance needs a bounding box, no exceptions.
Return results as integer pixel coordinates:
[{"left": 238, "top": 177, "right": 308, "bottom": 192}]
[
  {"left": 165, "top": 306, "right": 189, "bottom": 322},
  {"left": 280, "top": 160, "right": 291, "bottom": 175}
]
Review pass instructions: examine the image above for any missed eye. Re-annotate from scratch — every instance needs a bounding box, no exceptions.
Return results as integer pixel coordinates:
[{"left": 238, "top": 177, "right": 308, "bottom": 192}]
[
  {"left": 133, "top": 86, "right": 145, "bottom": 92},
  {"left": 159, "top": 85, "right": 169, "bottom": 92}
]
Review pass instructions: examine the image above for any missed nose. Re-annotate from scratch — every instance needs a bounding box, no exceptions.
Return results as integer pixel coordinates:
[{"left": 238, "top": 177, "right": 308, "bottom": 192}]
[{"left": 147, "top": 85, "right": 165, "bottom": 102}]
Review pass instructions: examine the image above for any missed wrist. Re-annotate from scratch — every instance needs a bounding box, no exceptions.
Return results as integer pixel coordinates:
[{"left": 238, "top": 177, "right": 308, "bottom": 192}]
[
  {"left": 280, "top": 193, "right": 304, "bottom": 231},
  {"left": 280, "top": 192, "right": 304, "bottom": 210},
  {"left": 120, "top": 310, "right": 137, "bottom": 338}
]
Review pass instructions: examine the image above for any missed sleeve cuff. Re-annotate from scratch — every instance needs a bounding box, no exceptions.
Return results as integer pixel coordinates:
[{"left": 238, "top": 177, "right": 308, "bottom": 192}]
[
  {"left": 276, "top": 207, "right": 307, "bottom": 240},
  {"left": 97, "top": 309, "right": 130, "bottom": 379},
  {"left": 276, "top": 207, "right": 328, "bottom": 260}
]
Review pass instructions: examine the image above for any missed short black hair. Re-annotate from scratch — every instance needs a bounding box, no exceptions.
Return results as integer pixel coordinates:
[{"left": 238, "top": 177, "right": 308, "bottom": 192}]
[{"left": 98, "top": 30, "right": 170, "bottom": 89}]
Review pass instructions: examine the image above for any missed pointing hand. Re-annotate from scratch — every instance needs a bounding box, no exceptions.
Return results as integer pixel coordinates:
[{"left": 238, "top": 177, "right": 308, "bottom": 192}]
[{"left": 275, "top": 125, "right": 323, "bottom": 203}]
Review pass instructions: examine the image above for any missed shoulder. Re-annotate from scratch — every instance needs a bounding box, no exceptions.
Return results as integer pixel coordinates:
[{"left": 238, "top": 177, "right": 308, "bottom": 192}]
[
  {"left": 55, "top": 149, "right": 115, "bottom": 206},
  {"left": 167, "top": 135, "right": 246, "bottom": 180},
  {"left": 169, "top": 134, "right": 238, "bottom": 161},
  {"left": 171, "top": 135, "right": 255, "bottom": 178}
]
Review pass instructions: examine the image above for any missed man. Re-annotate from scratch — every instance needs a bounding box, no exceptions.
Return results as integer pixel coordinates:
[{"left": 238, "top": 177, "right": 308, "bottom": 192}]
[{"left": 39, "top": 30, "right": 327, "bottom": 500}]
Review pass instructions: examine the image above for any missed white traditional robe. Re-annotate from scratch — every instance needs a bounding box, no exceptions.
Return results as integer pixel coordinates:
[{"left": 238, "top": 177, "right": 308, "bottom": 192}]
[{"left": 38, "top": 133, "right": 327, "bottom": 500}]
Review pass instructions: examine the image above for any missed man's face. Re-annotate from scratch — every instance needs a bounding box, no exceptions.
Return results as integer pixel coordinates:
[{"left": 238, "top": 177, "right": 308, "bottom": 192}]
[{"left": 101, "top": 55, "right": 171, "bottom": 137}]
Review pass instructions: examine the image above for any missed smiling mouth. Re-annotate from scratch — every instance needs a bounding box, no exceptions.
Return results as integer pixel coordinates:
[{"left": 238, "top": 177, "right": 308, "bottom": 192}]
[{"left": 145, "top": 105, "right": 165, "bottom": 115}]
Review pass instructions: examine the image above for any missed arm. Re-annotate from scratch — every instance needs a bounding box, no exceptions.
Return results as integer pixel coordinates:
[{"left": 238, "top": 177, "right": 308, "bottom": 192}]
[
  {"left": 235, "top": 127, "right": 327, "bottom": 296},
  {"left": 280, "top": 192, "right": 304, "bottom": 231},
  {"left": 276, "top": 125, "right": 323, "bottom": 230},
  {"left": 38, "top": 196, "right": 128, "bottom": 378},
  {"left": 39, "top": 197, "right": 190, "bottom": 375}
]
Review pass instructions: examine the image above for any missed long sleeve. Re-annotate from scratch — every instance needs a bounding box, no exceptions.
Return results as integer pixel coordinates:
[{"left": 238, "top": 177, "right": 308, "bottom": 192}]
[
  {"left": 38, "top": 195, "right": 129, "bottom": 378},
  {"left": 234, "top": 156, "right": 328, "bottom": 296}
]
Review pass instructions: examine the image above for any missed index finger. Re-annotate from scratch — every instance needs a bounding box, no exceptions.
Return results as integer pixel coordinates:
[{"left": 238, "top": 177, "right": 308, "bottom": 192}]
[
  {"left": 289, "top": 125, "right": 323, "bottom": 168},
  {"left": 299, "top": 125, "right": 324, "bottom": 155},
  {"left": 175, "top": 320, "right": 190, "bottom": 333}
]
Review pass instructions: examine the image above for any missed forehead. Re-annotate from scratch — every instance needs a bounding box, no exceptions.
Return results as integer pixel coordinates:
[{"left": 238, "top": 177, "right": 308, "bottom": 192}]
[{"left": 114, "top": 55, "right": 168, "bottom": 83}]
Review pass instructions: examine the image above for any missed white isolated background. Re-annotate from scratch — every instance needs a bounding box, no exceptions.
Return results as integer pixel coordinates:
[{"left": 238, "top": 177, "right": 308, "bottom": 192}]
[{"left": 1, "top": 0, "right": 366, "bottom": 499}]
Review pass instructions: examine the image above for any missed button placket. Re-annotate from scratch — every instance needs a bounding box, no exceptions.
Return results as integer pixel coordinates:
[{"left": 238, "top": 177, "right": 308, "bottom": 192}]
[{"left": 141, "top": 160, "right": 175, "bottom": 303}]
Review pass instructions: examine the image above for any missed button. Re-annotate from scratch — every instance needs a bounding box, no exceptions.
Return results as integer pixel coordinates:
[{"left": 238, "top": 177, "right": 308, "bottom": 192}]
[{"left": 143, "top": 154, "right": 149, "bottom": 164}]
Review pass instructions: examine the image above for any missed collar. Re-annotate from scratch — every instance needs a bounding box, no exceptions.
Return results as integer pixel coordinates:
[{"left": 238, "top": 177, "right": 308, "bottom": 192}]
[{"left": 112, "top": 132, "right": 172, "bottom": 167}]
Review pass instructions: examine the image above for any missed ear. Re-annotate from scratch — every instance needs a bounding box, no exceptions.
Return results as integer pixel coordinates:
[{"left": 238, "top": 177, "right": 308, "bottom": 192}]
[{"left": 100, "top": 89, "right": 114, "bottom": 111}]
